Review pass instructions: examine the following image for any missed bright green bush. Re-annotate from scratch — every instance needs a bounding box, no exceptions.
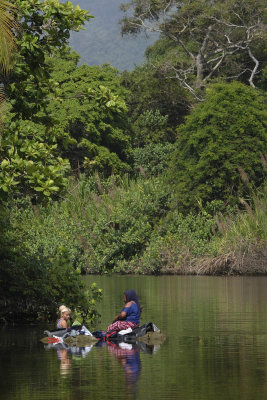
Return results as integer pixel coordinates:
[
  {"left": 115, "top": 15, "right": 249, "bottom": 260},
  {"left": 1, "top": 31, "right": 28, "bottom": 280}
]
[
  {"left": 168, "top": 82, "right": 267, "bottom": 211},
  {"left": 47, "top": 54, "right": 132, "bottom": 176}
]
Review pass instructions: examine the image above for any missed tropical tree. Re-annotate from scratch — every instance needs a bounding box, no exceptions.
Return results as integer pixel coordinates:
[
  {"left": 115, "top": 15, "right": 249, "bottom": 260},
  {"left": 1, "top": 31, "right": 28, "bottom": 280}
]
[
  {"left": 0, "top": 0, "right": 18, "bottom": 128},
  {"left": 0, "top": 0, "right": 91, "bottom": 201},
  {"left": 120, "top": 0, "right": 266, "bottom": 99},
  {"left": 47, "top": 52, "right": 132, "bottom": 176}
]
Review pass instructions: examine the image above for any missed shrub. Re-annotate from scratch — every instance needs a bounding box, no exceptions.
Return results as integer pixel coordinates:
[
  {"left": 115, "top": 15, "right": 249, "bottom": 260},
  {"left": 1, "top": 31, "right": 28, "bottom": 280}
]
[
  {"left": 133, "top": 142, "right": 174, "bottom": 177},
  {"left": 168, "top": 82, "right": 267, "bottom": 211}
]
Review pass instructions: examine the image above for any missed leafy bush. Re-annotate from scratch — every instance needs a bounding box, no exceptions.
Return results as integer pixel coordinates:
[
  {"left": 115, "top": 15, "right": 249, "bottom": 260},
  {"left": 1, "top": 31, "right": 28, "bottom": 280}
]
[
  {"left": 47, "top": 55, "right": 132, "bottom": 176},
  {"left": 0, "top": 118, "right": 70, "bottom": 201},
  {"left": 130, "top": 109, "right": 171, "bottom": 147},
  {"left": 133, "top": 142, "right": 174, "bottom": 177},
  {"left": 168, "top": 82, "right": 267, "bottom": 211}
]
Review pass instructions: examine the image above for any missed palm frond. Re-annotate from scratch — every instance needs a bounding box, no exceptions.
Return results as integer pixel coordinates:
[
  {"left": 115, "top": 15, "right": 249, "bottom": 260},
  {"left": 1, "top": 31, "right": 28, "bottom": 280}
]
[{"left": 0, "top": 0, "right": 18, "bottom": 73}]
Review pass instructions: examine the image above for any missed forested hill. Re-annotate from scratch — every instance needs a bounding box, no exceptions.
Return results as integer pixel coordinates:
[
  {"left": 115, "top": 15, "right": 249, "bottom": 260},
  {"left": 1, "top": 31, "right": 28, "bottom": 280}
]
[{"left": 69, "top": 0, "right": 157, "bottom": 70}]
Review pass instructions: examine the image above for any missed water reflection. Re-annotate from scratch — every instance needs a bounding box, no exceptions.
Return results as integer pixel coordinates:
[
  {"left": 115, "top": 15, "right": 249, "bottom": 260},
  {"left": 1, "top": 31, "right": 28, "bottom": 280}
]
[
  {"left": 57, "top": 347, "right": 71, "bottom": 376},
  {"left": 106, "top": 340, "right": 162, "bottom": 397},
  {"left": 45, "top": 342, "right": 94, "bottom": 376},
  {"left": 107, "top": 342, "right": 141, "bottom": 395},
  {"left": 45, "top": 337, "right": 163, "bottom": 394}
]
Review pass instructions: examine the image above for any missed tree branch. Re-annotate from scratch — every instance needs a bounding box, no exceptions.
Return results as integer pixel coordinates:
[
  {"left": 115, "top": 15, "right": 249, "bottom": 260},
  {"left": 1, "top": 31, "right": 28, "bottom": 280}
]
[{"left": 247, "top": 47, "right": 259, "bottom": 88}]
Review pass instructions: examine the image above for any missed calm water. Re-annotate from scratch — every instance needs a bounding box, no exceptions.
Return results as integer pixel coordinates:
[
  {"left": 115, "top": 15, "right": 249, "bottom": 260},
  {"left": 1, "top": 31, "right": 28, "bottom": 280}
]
[{"left": 1, "top": 276, "right": 267, "bottom": 400}]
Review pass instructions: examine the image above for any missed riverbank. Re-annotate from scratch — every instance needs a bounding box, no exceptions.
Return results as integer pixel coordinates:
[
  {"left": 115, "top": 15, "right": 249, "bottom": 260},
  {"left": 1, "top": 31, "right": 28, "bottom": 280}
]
[
  {"left": 6, "top": 176, "right": 266, "bottom": 277},
  {"left": 153, "top": 243, "right": 267, "bottom": 276}
]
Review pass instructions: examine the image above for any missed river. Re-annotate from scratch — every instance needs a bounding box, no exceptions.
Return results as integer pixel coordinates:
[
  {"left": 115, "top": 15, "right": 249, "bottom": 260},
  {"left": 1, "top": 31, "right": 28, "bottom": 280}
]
[{"left": 0, "top": 275, "right": 267, "bottom": 400}]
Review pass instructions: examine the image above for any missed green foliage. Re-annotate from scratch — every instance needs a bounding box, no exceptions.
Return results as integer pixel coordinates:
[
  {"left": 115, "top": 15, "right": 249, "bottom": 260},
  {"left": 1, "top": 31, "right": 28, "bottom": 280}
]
[
  {"left": 215, "top": 185, "right": 267, "bottom": 252},
  {"left": 130, "top": 109, "right": 170, "bottom": 147},
  {"left": 0, "top": 0, "right": 92, "bottom": 201},
  {"left": 0, "top": 0, "right": 18, "bottom": 74},
  {"left": 138, "top": 210, "right": 217, "bottom": 274},
  {"left": 6, "top": 0, "right": 92, "bottom": 119},
  {"left": 168, "top": 82, "right": 267, "bottom": 210},
  {"left": 9, "top": 175, "right": 170, "bottom": 274},
  {"left": 133, "top": 142, "right": 174, "bottom": 177},
  {"left": 0, "top": 206, "right": 102, "bottom": 323},
  {"left": 0, "top": 118, "right": 69, "bottom": 200},
  {"left": 5, "top": 175, "right": 266, "bottom": 278},
  {"left": 121, "top": 64, "right": 189, "bottom": 135},
  {"left": 47, "top": 53, "right": 132, "bottom": 176}
]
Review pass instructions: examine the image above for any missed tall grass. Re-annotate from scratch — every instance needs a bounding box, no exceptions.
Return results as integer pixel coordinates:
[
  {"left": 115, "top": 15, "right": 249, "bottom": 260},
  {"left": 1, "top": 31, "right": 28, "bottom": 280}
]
[
  {"left": 214, "top": 186, "right": 266, "bottom": 251},
  {"left": 197, "top": 186, "right": 267, "bottom": 275}
]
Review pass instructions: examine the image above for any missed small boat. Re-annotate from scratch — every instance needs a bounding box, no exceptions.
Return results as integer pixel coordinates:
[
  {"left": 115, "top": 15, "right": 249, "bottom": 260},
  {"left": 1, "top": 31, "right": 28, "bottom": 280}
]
[{"left": 41, "top": 322, "right": 165, "bottom": 346}]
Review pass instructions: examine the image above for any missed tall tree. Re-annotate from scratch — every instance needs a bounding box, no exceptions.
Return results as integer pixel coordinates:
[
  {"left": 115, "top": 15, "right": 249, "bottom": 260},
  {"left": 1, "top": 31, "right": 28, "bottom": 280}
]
[
  {"left": 0, "top": 0, "right": 92, "bottom": 201},
  {"left": 120, "top": 0, "right": 266, "bottom": 99},
  {"left": 47, "top": 52, "right": 132, "bottom": 176},
  {"left": 0, "top": 0, "right": 18, "bottom": 125}
]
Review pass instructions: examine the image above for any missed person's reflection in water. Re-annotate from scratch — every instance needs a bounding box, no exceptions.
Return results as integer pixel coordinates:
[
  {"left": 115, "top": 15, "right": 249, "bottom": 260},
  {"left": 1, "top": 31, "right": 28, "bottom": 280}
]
[
  {"left": 57, "top": 347, "right": 71, "bottom": 377},
  {"left": 107, "top": 342, "right": 141, "bottom": 396},
  {"left": 45, "top": 342, "right": 94, "bottom": 376}
]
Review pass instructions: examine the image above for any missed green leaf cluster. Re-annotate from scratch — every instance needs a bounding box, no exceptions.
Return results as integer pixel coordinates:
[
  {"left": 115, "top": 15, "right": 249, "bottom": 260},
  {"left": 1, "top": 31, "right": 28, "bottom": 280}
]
[
  {"left": 0, "top": 118, "right": 69, "bottom": 200},
  {"left": 47, "top": 54, "right": 132, "bottom": 176},
  {"left": 9, "top": 175, "right": 170, "bottom": 274}
]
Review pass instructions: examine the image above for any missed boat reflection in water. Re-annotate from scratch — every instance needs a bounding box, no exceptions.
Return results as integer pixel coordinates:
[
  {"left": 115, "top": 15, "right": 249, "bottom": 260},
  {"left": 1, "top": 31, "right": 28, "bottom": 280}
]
[{"left": 44, "top": 336, "right": 163, "bottom": 386}]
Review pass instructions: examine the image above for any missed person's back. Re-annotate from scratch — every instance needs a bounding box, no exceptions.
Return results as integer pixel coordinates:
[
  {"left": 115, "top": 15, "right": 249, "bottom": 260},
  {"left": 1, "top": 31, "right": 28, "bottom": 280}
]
[{"left": 123, "top": 301, "right": 140, "bottom": 325}]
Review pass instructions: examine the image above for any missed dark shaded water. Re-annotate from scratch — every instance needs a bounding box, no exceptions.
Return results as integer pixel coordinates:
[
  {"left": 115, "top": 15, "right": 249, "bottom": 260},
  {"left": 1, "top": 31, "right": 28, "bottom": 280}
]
[{"left": 1, "top": 276, "right": 267, "bottom": 400}]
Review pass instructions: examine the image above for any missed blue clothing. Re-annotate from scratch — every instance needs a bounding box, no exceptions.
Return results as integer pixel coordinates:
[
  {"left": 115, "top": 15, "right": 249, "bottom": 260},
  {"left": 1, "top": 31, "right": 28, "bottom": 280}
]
[
  {"left": 122, "top": 302, "right": 140, "bottom": 325},
  {"left": 124, "top": 290, "right": 141, "bottom": 315}
]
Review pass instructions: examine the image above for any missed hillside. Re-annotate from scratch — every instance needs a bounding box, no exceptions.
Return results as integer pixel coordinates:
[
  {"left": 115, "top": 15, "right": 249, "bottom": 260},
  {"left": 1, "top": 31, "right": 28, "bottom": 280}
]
[{"left": 69, "top": 0, "right": 157, "bottom": 70}]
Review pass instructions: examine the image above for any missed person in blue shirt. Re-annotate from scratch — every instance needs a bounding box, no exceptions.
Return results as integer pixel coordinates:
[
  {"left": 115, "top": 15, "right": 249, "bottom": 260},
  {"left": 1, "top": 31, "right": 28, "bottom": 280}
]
[{"left": 106, "top": 290, "right": 141, "bottom": 333}]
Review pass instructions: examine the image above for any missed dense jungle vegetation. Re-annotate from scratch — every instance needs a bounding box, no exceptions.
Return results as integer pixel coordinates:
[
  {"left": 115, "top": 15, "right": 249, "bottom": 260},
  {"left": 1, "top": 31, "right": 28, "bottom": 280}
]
[{"left": 0, "top": 0, "right": 266, "bottom": 322}]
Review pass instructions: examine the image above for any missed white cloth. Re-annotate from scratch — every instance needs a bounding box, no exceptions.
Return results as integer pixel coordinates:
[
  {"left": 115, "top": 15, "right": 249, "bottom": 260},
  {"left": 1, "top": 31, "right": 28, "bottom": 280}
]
[
  {"left": 119, "top": 342, "right": 133, "bottom": 350},
  {"left": 118, "top": 327, "right": 133, "bottom": 335}
]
